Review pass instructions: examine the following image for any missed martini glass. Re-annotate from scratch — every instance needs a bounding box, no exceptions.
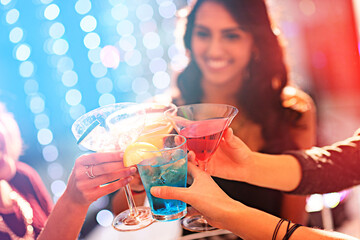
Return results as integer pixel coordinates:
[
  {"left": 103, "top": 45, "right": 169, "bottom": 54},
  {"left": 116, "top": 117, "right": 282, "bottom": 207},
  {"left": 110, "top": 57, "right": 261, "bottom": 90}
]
[
  {"left": 165, "top": 103, "right": 238, "bottom": 232},
  {"left": 71, "top": 102, "right": 154, "bottom": 231}
]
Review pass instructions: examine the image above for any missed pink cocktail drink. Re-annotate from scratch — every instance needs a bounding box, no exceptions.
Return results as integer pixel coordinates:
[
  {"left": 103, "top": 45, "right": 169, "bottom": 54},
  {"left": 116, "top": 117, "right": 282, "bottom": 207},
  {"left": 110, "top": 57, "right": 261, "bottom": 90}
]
[{"left": 179, "top": 118, "right": 228, "bottom": 170}]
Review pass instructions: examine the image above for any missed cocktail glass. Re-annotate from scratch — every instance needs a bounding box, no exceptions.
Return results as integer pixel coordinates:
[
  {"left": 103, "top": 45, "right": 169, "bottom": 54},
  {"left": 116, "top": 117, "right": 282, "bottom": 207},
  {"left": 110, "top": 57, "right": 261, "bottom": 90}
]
[
  {"left": 165, "top": 103, "right": 238, "bottom": 232},
  {"left": 112, "top": 103, "right": 176, "bottom": 230},
  {"left": 137, "top": 103, "right": 177, "bottom": 146},
  {"left": 71, "top": 102, "right": 154, "bottom": 231},
  {"left": 137, "top": 134, "right": 188, "bottom": 221}
]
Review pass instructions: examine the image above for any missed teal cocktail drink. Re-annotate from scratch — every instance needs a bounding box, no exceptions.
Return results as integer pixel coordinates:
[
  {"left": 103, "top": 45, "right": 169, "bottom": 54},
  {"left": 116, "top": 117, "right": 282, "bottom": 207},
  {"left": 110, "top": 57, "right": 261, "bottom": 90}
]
[{"left": 137, "top": 134, "right": 187, "bottom": 221}]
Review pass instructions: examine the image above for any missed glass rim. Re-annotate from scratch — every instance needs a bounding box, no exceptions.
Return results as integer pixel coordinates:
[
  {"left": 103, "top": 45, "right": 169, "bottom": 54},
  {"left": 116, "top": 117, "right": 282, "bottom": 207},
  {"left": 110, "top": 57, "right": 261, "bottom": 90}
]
[
  {"left": 136, "top": 134, "right": 187, "bottom": 165},
  {"left": 71, "top": 102, "right": 142, "bottom": 139},
  {"left": 140, "top": 102, "right": 177, "bottom": 135},
  {"left": 165, "top": 103, "right": 238, "bottom": 118},
  {"left": 140, "top": 102, "right": 177, "bottom": 110}
]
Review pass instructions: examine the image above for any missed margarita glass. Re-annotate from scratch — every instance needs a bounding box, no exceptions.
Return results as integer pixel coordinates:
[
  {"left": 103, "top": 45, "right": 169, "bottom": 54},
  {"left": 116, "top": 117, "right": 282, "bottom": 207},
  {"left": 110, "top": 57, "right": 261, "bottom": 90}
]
[
  {"left": 71, "top": 102, "right": 154, "bottom": 231},
  {"left": 112, "top": 102, "right": 177, "bottom": 230},
  {"left": 165, "top": 103, "right": 238, "bottom": 232}
]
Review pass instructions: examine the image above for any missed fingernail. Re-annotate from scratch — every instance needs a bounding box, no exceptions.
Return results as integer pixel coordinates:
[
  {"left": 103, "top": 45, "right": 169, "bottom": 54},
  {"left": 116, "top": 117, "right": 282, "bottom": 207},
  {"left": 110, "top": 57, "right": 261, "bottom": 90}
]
[
  {"left": 126, "top": 176, "right": 134, "bottom": 182},
  {"left": 150, "top": 187, "right": 160, "bottom": 196},
  {"left": 130, "top": 167, "right": 137, "bottom": 174}
]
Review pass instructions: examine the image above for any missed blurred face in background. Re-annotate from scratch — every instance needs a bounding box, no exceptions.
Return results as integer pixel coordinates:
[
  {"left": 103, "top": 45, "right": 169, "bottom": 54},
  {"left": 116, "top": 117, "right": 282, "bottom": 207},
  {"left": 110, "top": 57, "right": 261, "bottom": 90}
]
[
  {"left": 0, "top": 107, "right": 22, "bottom": 181},
  {"left": 0, "top": 125, "right": 16, "bottom": 181},
  {"left": 191, "top": 1, "right": 254, "bottom": 87}
]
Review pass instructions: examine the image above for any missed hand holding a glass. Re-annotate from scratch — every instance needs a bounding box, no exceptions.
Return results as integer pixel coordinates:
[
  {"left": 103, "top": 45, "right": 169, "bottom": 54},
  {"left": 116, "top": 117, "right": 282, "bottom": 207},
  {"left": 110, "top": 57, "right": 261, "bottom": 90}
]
[
  {"left": 203, "top": 127, "right": 253, "bottom": 182},
  {"left": 123, "top": 134, "right": 188, "bottom": 222},
  {"left": 65, "top": 152, "right": 137, "bottom": 205},
  {"left": 38, "top": 144, "right": 138, "bottom": 240},
  {"left": 72, "top": 103, "right": 155, "bottom": 231},
  {"left": 150, "top": 162, "right": 240, "bottom": 231}
]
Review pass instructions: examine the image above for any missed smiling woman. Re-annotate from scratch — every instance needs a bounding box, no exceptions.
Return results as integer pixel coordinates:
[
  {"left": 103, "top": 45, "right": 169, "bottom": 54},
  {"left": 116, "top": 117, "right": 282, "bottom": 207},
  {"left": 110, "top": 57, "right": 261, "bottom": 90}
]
[
  {"left": 191, "top": 1, "right": 254, "bottom": 88},
  {"left": 174, "top": 0, "right": 316, "bottom": 238}
]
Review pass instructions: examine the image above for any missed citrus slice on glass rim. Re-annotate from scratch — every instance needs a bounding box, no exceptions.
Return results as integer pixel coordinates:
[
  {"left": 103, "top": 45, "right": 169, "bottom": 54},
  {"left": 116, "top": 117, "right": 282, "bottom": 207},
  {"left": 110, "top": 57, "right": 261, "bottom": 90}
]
[{"left": 123, "top": 142, "right": 161, "bottom": 167}]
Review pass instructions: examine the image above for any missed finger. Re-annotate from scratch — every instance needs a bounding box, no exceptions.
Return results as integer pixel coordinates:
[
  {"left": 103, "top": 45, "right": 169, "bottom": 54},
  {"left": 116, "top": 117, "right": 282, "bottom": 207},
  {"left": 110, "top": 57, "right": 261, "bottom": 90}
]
[
  {"left": 77, "top": 152, "right": 124, "bottom": 166},
  {"left": 222, "top": 127, "right": 233, "bottom": 141},
  {"left": 78, "top": 174, "right": 134, "bottom": 192},
  {"left": 84, "top": 176, "right": 133, "bottom": 202},
  {"left": 150, "top": 186, "right": 189, "bottom": 202},
  {"left": 187, "top": 162, "right": 203, "bottom": 179},
  {"left": 188, "top": 150, "right": 196, "bottom": 163},
  {"left": 77, "top": 168, "right": 135, "bottom": 188},
  {"left": 91, "top": 162, "right": 137, "bottom": 178},
  {"left": 222, "top": 128, "right": 246, "bottom": 149},
  {"left": 174, "top": 135, "right": 186, "bottom": 146}
]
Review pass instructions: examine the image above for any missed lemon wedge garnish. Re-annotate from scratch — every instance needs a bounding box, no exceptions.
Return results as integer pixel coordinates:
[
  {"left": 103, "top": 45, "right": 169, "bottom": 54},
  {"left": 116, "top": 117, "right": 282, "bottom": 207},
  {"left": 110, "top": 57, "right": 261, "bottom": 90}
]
[{"left": 123, "top": 142, "right": 161, "bottom": 167}]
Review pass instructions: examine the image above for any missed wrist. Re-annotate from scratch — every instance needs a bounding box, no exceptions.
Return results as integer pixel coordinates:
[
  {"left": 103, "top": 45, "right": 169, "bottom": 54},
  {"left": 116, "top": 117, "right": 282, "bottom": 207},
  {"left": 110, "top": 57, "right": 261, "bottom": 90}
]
[
  {"left": 222, "top": 200, "right": 247, "bottom": 235},
  {"left": 61, "top": 189, "right": 91, "bottom": 210},
  {"left": 241, "top": 151, "right": 257, "bottom": 183}
]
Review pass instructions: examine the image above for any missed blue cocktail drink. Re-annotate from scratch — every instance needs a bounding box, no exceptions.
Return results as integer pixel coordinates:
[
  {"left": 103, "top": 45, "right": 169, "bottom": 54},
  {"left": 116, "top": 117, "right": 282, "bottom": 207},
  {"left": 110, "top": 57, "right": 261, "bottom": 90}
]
[{"left": 136, "top": 134, "right": 187, "bottom": 221}]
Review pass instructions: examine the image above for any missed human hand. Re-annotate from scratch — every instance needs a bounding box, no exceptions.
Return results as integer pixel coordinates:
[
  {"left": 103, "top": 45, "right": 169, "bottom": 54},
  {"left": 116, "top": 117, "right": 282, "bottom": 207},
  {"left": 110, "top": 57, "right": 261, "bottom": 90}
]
[
  {"left": 64, "top": 152, "right": 137, "bottom": 206},
  {"left": 129, "top": 171, "right": 145, "bottom": 192},
  {"left": 151, "top": 162, "right": 241, "bottom": 230},
  {"left": 205, "top": 128, "right": 254, "bottom": 181}
]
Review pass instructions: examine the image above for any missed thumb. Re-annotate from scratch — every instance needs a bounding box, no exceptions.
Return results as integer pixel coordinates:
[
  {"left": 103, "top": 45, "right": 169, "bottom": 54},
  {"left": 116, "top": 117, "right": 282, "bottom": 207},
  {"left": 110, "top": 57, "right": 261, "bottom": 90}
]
[
  {"left": 223, "top": 128, "right": 248, "bottom": 150},
  {"left": 151, "top": 186, "right": 189, "bottom": 202}
]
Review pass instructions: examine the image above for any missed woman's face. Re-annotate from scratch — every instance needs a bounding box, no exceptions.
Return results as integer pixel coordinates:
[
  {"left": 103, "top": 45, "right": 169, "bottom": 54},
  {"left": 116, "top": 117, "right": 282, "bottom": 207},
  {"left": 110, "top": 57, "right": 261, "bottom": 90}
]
[
  {"left": 191, "top": 1, "right": 254, "bottom": 86},
  {"left": 0, "top": 124, "right": 17, "bottom": 181}
]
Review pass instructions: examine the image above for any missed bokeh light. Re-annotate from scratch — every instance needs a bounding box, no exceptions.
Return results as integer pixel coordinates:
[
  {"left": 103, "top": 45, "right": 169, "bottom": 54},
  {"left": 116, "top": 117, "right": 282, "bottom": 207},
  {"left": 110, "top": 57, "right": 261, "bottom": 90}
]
[
  {"left": 44, "top": 4, "right": 60, "bottom": 20},
  {"left": 42, "top": 145, "right": 59, "bottom": 162},
  {"left": 80, "top": 15, "right": 97, "bottom": 32},
  {"left": 19, "top": 61, "right": 34, "bottom": 77},
  {"left": 100, "top": 45, "right": 120, "bottom": 69},
  {"left": 75, "top": 0, "right": 91, "bottom": 15},
  {"left": 84, "top": 32, "right": 101, "bottom": 49},
  {"left": 50, "top": 180, "right": 66, "bottom": 197},
  {"left": 37, "top": 128, "right": 53, "bottom": 145},
  {"left": 49, "top": 22, "right": 65, "bottom": 39},
  {"left": 96, "top": 209, "right": 114, "bottom": 227},
  {"left": 15, "top": 44, "right": 31, "bottom": 61},
  {"left": 6, "top": 8, "right": 19, "bottom": 24},
  {"left": 9, "top": 27, "right": 23, "bottom": 43}
]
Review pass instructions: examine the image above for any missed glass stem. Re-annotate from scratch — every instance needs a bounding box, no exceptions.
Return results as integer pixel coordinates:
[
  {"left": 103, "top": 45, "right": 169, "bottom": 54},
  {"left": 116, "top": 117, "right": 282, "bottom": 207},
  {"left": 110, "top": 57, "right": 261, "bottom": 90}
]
[{"left": 124, "top": 184, "right": 139, "bottom": 217}]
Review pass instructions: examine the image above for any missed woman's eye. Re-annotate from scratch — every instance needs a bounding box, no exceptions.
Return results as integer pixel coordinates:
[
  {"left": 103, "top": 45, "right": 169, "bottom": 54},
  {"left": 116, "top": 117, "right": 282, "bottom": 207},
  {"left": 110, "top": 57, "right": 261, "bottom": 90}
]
[
  {"left": 225, "top": 33, "right": 240, "bottom": 40},
  {"left": 195, "top": 31, "right": 209, "bottom": 38}
]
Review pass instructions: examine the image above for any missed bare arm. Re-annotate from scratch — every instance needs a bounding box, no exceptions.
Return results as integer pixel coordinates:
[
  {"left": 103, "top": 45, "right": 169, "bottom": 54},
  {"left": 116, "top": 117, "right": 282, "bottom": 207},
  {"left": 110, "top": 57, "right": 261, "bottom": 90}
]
[
  {"left": 151, "top": 163, "right": 358, "bottom": 240},
  {"left": 207, "top": 128, "right": 302, "bottom": 191},
  {"left": 38, "top": 152, "right": 136, "bottom": 240}
]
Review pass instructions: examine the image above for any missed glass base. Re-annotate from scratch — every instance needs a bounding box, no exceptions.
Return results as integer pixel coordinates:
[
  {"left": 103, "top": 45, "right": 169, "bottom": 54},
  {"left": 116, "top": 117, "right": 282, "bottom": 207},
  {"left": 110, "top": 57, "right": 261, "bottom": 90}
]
[
  {"left": 181, "top": 211, "right": 217, "bottom": 232},
  {"left": 153, "top": 209, "right": 187, "bottom": 222},
  {"left": 112, "top": 206, "right": 154, "bottom": 231}
]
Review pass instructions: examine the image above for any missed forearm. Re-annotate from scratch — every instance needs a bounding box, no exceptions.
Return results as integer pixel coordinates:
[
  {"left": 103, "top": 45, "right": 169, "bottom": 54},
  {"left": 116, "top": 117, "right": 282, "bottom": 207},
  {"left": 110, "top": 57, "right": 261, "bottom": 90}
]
[
  {"left": 280, "top": 194, "right": 308, "bottom": 225},
  {"left": 245, "top": 152, "right": 301, "bottom": 192},
  {"left": 228, "top": 202, "right": 357, "bottom": 240},
  {"left": 38, "top": 192, "right": 90, "bottom": 240}
]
